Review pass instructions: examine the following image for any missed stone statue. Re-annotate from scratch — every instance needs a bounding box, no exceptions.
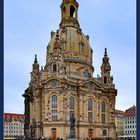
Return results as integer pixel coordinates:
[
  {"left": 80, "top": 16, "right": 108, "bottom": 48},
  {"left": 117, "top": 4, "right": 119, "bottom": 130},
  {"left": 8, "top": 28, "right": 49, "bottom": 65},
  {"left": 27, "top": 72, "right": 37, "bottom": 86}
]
[{"left": 69, "top": 114, "right": 76, "bottom": 138}]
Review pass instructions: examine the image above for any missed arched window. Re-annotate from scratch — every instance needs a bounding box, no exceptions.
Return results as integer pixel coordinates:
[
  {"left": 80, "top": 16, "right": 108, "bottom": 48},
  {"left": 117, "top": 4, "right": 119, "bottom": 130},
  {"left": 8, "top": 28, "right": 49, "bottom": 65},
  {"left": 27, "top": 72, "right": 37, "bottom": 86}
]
[
  {"left": 88, "top": 98, "right": 93, "bottom": 111},
  {"left": 101, "top": 101, "right": 105, "bottom": 112},
  {"left": 70, "top": 96, "right": 75, "bottom": 118},
  {"left": 80, "top": 42, "right": 84, "bottom": 53},
  {"left": 53, "top": 64, "right": 57, "bottom": 72},
  {"left": 84, "top": 69, "right": 89, "bottom": 78},
  {"left": 63, "top": 6, "right": 66, "bottom": 13},
  {"left": 101, "top": 114, "right": 105, "bottom": 124},
  {"left": 70, "top": 5, "right": 76, "bottom": 18},
  {"left": 70, "top": 96, "right": 75, "bottom": 109},
  {"left": 103, "top": 129, "right": 107, "bottom": 136},
  {"left": 101, "top": 101, "right": 106, "bottom": 124},
  {"left": 51, "top": 95, "right": 57, "bottom": 121},
  {"left": 104, "top": 76, "right": 107, "bottom": 84},
  {"left": 88, "top": 98, "right": 93, "bottom": 122},
  {"left": 52, "top": 95, "right": 57, "bottom": 108},
  {"left": 61, "top": 42, "right": 65, "bottom": 51}
]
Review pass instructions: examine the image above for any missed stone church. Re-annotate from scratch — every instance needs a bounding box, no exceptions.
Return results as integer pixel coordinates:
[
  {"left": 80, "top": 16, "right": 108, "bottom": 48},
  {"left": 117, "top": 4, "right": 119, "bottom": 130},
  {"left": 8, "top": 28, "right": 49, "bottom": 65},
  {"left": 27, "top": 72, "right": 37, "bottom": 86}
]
[{"left": 23, "top": 0, "right": 117, "bottom": 139}]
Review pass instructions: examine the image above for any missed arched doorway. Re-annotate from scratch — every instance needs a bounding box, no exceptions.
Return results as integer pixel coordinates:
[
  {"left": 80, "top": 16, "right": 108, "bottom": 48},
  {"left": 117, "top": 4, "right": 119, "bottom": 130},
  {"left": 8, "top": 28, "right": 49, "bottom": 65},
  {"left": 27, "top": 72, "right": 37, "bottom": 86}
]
[
  {"left": 51, "top": 128, "right": 56, "bottom": 139},
  {"left": 88, "top": 129, "right": 93, "bottom": 138}
]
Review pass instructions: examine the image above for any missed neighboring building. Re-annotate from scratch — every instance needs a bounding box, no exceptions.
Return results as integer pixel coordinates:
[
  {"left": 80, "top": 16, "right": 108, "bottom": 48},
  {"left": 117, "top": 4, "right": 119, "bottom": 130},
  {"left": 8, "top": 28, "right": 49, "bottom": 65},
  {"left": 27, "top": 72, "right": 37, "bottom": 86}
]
[
  {"left": 23, "top": 0, "right": 117, "bottom": 139},
  {"left": 124, "top": 105, "right": 136, "bottom": 139},
  {"left": 115, "top": 109, "right": 125, "bottom": 138},
  {"left": 4, "top": 113, "right": 25, "bottom": 140}
]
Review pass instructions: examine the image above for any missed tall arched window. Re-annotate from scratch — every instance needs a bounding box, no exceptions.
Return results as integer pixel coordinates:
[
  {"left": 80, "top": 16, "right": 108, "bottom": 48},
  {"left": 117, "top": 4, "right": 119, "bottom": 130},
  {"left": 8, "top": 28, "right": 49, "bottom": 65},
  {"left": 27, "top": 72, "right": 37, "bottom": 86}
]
[
  {"left": 52, "top": 95, "right": 57, "bottom": 108},
  {"left": 88, "top": 98, "right": 93, "bottom": 122},
  {"left": 101, "top": 101, "right": 106, "bottom": 124},
  {"left": 70, "top": 96, "right": 75, "bottom": 118},
  {"left": 53, "top": 64, "right": 57, "bottom": 72},
  {"left": 70, "top": 96, "right": 74, "bottom": 109},
  {"left": 70, "top": 5, "right": 76, "bottom": 18},
  {"left": 88, "top": 98, "right": 93, "bottom": 111},
  {"left": 101, "top": 101, "right": 105, "bottom": 112},
  {"left": 51, "top": 95, "right": 57, "bottom": 121}
]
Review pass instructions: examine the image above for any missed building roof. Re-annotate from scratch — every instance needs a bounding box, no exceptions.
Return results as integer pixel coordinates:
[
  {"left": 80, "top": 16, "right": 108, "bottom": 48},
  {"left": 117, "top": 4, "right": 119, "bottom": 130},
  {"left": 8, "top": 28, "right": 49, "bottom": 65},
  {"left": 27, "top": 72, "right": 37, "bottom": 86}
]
[
  {"left": 124, "top": 105, "right": 136, "bottom": 117},
  {"left": 115, "top": 109, "right": 125, "bottom": 115},
  {"left": 4, "top": 113, "right": 25, "bottom": 123}
]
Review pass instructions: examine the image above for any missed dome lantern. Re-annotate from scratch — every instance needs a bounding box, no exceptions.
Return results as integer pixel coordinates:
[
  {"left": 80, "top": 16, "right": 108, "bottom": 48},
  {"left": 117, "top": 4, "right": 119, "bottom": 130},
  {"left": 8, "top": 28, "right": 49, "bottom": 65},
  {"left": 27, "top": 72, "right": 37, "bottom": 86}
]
[{"left": 60, "top": 0, "right": 80, "bottom": 29}]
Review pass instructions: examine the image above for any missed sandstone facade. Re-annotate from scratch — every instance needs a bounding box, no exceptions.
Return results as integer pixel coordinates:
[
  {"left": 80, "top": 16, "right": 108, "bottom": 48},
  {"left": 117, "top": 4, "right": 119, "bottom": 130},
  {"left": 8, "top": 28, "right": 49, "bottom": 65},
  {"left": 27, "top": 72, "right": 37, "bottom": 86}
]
[{"left": 23, "top": 0, "right": 117, "bottom": 139}]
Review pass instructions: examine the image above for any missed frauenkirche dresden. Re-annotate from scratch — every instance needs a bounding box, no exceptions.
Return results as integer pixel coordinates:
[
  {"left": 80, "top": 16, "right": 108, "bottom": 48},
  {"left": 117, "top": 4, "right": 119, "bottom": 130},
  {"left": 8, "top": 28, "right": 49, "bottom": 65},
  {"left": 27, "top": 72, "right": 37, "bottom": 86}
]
[{"left": 23, "top": 0, "right": 117, "bottom": 139}]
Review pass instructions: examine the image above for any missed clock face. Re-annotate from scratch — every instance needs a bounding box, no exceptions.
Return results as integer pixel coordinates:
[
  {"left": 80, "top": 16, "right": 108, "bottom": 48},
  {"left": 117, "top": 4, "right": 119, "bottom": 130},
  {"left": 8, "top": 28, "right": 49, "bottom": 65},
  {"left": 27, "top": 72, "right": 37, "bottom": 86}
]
[
  {"left": 54, "top": 56, "right": 58, "bottom": 61},
  {"left": 51, "top": 80, "right": 57, "bottom": 88}
]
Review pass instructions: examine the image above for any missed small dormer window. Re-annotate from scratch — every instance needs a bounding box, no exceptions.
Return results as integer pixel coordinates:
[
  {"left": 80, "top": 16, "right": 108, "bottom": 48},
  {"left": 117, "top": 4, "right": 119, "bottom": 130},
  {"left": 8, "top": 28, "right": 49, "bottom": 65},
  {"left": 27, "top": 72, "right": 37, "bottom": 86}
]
[
  {"left": 70, "top": 5, "right": 76, "bottom": 18},
  {"left": 84, "top": 69, "right": 89, "bottom": 78},
  {"left": 80, "top": 42, "right": 84, "bottom": 53}
]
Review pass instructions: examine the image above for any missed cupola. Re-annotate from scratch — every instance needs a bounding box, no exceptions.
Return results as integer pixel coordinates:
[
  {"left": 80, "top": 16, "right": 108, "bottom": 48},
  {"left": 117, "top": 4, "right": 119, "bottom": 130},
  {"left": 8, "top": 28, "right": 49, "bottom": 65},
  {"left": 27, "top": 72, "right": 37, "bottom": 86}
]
[{"left": 60, "top": 0, "right": 80, "bottom": 29}]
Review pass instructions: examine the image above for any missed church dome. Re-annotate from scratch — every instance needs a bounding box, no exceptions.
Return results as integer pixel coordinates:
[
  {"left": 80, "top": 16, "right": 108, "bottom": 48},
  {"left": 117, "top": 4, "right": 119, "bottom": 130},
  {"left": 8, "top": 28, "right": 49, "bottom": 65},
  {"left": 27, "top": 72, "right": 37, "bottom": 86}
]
[
  {"left": 47, "top": 27, "right": 93, "bottom": 65},
  {"left": 46, "top": 0, "right": 93, "bottom": 71}
]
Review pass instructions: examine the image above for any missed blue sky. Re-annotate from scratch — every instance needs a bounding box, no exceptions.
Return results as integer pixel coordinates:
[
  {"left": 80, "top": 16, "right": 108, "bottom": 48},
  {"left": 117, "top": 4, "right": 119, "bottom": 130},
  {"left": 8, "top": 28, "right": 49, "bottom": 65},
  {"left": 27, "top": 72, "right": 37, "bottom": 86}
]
[{"left": 4, "top": 0, "right": 136, "bottom": 113}]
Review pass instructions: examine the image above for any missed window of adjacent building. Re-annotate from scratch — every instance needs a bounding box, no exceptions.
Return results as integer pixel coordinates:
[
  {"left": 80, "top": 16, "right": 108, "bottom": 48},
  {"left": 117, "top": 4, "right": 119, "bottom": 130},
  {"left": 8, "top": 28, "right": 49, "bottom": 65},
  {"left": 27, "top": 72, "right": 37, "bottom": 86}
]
[
  {"left": 103, "top": 129, "right": 107, "bottom": 136},
  {"left": 70, "top": 96, "right": 75, "bottom": 118},
  {"left": 125, "top": 126, "right": 127, "bottom": 128}
]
